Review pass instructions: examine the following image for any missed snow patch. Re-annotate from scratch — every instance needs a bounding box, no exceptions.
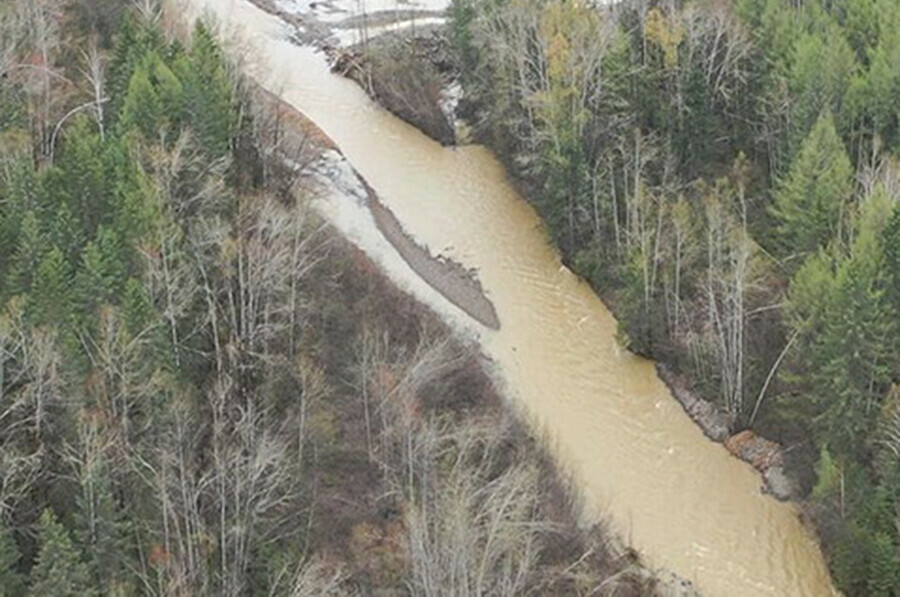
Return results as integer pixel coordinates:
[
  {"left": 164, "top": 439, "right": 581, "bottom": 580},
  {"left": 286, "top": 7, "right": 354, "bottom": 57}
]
[
  {"left": 276, "top": 0, "right": 447, "bottom": 25},
  {"left": 331, "top": 16, "right": 446, "bottom": 46}
]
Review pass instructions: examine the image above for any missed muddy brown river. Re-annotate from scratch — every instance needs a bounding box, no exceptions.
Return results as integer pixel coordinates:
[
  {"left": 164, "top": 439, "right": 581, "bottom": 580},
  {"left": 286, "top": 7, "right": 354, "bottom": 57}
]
[{"left": 177, "top": 1, "right": 838, "bottom": 593}]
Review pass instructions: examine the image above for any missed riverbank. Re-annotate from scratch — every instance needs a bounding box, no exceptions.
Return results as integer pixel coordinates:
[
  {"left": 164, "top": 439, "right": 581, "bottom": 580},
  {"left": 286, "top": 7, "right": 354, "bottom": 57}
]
[
  {"left": 364, "top": 184, "right": 499, "bottom": 328},
  {"left": 195, "top": 0, "right": 839, "bottom": 591},
  {"left": 243, "top": 74, "right": 674, "bottom": 595},
  {"left": 250, "top": 0, "right": 460, "bottom": 145},
  {"left": 322, "top": 13, "right": 814, "bottom": 507},
  {"left": 655, "top": 364, "right": 799, "bottom": 501},
  {"left": 249, "top": 84, "right": 498, "bottom": 328},
  {"left": 331, "top": 31, "right": 458, "bottom": 145}
]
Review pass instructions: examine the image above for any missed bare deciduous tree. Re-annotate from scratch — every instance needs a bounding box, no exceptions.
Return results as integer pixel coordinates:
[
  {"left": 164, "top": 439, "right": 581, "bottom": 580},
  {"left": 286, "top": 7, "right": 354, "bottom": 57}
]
[
  {"left": 81, "top": 39, "right": 106, "bottom": 140},
  {"left": 406, "top": 422, "right": 545, "bottom": 596},
  {"left": 701, "top": 176, "right": 754, "bottom": 418},
  {"left": 0, "top": 298, "right": 59, "bottom": 516}
]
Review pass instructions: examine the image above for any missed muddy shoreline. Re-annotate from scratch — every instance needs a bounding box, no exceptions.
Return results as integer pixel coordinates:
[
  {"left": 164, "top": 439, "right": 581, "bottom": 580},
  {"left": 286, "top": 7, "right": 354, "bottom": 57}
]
[
  {"left": 655, "top": 364, "right": 800, "bottom": 500},
  {"left": 251, "top": 84, "right": 499, "bottom": 329},
  {"left": 330, "top": 38, "right": 458, "bottom": 146},
  {"left": 363, "top": 183, "right": 500, "bottom": 328}
]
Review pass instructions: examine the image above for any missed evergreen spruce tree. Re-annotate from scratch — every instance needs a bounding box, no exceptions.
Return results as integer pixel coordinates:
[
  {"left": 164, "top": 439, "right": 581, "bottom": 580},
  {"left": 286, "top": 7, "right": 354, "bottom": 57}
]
[
  {"left": 179, "top": 23, "right": 234, "bottom": 158},
  {"left": 105, "top": 14, "right": 140, "bottom": 122},
  {"left": 50, "top": 116, "right": 111, "bottom": 236},
  {"left": 787, "top": 29, "right": 855, "bottom": 147},
  {"left": 107, "top": 16, "right": 166, "bottom": 124},
  {"left": 30, "top": 247, "right": 72, "bottom": 329},
  {"left": 147, "top": 53, "right": 184, "bottom": 133},
  {"left": 5, "top": 211, "right": 46, "bottom": 299},
  {"left": 0, "top": 523, "right": 23, "bottom": 597},
  {"left": 770, "top": 111, "right": 853, "bottom": 259},
  {"left": 6, "top": 156, "right": 42, "bottom": 215},
  {"left": 29, "top": 510, "right": 92, "bottom": 597},
  {"left": 50, "top": 203, "right": 86, "bottom": 270},
  {"left": 842, "top": 0, "right": 880, "bottom": 62},
  {"left": 883, "top": 206, "right": 900, "bottom": 301},
  {"left": 75, "top": 227, "right": 127, "bottom": 321},
  {"left": 119, "top": 67, "right": 162, "bottom": 140},
  {"left": 864, "top": 0, "right": 900, "bottom": 149},
  {"left": 868, "top": 532, "right": 899, "bottom": 597},
  {"left": 786, "top": 194, "right": 895, "bottom": 457},
  {"left": 76, "top": 457, "right": 128, "bottom": 590},
  {"left": 112, "top": 159, "right": 158, "bottom": 264}
]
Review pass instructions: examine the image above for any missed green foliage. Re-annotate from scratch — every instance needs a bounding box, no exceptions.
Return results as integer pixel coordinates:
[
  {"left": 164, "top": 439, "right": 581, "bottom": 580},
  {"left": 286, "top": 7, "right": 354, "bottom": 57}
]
[
  {"left": 29, "top": 510, "right": 93, "bottom": 597},
  {"left": 770, "top": 112, "right": 853, "bottom": 258},
  {"left": 757, "top": 0, "right": 802, "bottom": 72},
  {"left": 112, "top": 162, "right": 159, "bottom": 258},
  {"left": 74, "top": 449, "right": 130, "bottom": 590},
  {"left": 840, "top": 0, "right": 880, "bottom": 61},
  {"left": 105, "top": 14, "right": 140, "bottom": 115},
  {"left": 74, "top": 227, "right": 127, "bottom": 322},
  {"left": 449, "top": 0, "right": 476, "bottom": 80},
  {"left": 30, "top": 247, "right": 72, "bottom": 328},
  {"left": 811, "top": 445, "right": 838, "bottom": 500},
  {"left": 50, "top": 203, "right": 86, "bottom": 269},
  {"left": 178, "top": 23, "right": 235, "bottom": 158},
  {"left": 883, "top": 203, "right": 900, "bottom": 304},
  {"left": 864, "top": 1, "right": 900, "bottom": 149},
  {"left": 49, "top": 116, "right": 113, "bottom": 237},
  {"left": 832, "top": 522, "right": 875, "bottom": 594},
  {"left": 869, "top": 532, "right": 899, "bottom": 596},
  {"left": 0, "top": 85, "right": 26, "bottom": 133},
  {"left": 787, "top": 28, "right": 856, "bottom": 146},
  {"left": 119, "top": 66, "right": 163, "bottom": 140},
  {"left": 616, "top": 247, "right": 654, "bottom": 353},
  {"left": 106, "top": 15, "right": 166, "bottom": 122},
  {"left": 0, "top": 163, "right": 43, "bottom": 297},
  {"left": 5, "top": 211, "right": 46, "bottom": 299},
  {"left": 784, "top": 196, "right": 894, "bottom": 457},
  {"left": 0, "top": 524, "right": 24, "bottom": 597},
  {"left": 149, "top": 54, "right": 184, "bottom": 128}
]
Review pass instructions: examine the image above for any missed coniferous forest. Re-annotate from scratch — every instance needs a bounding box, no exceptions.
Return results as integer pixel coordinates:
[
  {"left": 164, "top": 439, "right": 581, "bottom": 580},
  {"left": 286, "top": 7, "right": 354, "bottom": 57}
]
[{"left": 449, "top": 0, "right": 900, "bottom": 592}]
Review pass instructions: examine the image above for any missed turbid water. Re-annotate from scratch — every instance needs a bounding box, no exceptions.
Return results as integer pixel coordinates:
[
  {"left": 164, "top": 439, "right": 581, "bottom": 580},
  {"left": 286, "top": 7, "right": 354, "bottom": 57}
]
[{"left": 176, "top": 1, "right": 837, "bottom": 593}]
